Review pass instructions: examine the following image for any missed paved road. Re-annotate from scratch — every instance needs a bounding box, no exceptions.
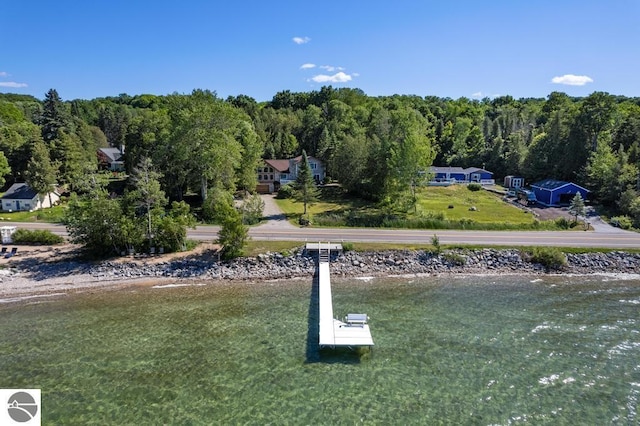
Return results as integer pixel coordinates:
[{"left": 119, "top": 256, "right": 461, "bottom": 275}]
[{"left": 4, "top": 211, "right": 640, "bottom": 249}]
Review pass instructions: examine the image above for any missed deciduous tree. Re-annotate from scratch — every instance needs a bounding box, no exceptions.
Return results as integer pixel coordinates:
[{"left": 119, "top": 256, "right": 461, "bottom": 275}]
[{"left": 24, "top": 139, "right": 58, "bottom": 208}]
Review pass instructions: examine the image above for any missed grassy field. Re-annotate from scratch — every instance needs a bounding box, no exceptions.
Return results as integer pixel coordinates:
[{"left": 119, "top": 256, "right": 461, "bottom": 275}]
[
  {"left": 416, "top": 185, "right": 532, "bottom": 224},
  {"left": 244, "top": 240, "right": 640, "bottom": 255},
  {"left": 274, "top": 185, "right": 550, "bottom": 230},
  {"left": 0, "top": 204, "right": 66, "bottom": 223}
]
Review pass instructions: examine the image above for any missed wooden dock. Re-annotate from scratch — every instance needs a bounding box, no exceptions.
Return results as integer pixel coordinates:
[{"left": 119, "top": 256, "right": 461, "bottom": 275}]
[{"left": 307, "top": 242, "right": 374, "bottom": 348}]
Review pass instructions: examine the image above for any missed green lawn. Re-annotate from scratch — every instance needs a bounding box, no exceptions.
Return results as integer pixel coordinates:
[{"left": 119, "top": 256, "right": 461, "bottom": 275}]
[
  {"left": 0, "top": 204, "right": 66, "bottom": 223},
  {"left": 274, "top": 185, "right": 553, "bottom": 230},
  {"left": 416, "top": 186, "right": 533, "bottom": 224}
]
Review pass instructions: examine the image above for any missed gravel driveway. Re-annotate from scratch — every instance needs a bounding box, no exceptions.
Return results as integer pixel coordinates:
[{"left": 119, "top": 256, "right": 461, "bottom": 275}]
[{"left": 258, "top": 194, "right": 296, "bottom": 229}]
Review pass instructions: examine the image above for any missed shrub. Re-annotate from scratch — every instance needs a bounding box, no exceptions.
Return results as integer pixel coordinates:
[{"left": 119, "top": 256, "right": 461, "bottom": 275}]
[
  {"left": 442, "top": 252, "right": 466, "bottom": 266},
  {"left": 276, "top": 183, "right": 295, "bottom": 199},
  {"left": 11, "top": 229, "right": 64, "bottom": 245},
  {"left": 527, "top": 247, "right": 567, "bottom": 270},
  {"left": 467, "top": 183, "right": 482, "bottom": 191},
  {"left": 240, "top": 193, "right": 265, "bottom": 225},
  {"left": 298, "top": 215, "right": 310, "bottom": 226},
  {"left": 218, "top": 210, "right": 248, "bottom": 260},
  {"left": 610, "top": 215, "right": 633, "bottom": 230},
  {"left": 342, "top": 242, "right": 354, "bottom": 252},
  {"left": 431, "top": 234, "right": 441, "bottom": 253},
  {"left": 555, "top": 217, "right": 571, "bottom": 229}
]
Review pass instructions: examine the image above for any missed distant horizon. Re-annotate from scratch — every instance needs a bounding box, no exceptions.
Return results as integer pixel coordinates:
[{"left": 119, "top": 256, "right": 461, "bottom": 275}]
[
  {"left": 1, "top": 87, "right": 635, "bottom": 104},
  {"left": 3, "top": 1, "right": 639, "bottom": 102}
]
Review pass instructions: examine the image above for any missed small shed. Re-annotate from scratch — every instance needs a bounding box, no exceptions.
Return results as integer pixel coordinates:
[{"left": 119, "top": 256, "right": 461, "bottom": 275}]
[
  {"left": 504, "top": 175, "right": 525, "bottom": 189},
  {"left": 531, "top": 179, "right": 589, "bottom": 206}
]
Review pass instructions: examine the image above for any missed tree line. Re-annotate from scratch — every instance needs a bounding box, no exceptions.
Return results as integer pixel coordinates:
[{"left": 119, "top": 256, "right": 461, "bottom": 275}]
[{"left": 2, "top": 87, "right": 640, "bottom": 228}]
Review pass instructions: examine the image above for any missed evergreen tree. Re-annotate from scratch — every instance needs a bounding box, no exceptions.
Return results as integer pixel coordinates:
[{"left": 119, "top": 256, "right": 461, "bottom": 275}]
[
  {"left": 40, "top": 89, "right": 69, "bottom": 143},
  {"left": 293, "top": 150, "right": 319, "bottom": 217},
  {"left": 569, "top": 192, "right": 586, "bottom": 224}
]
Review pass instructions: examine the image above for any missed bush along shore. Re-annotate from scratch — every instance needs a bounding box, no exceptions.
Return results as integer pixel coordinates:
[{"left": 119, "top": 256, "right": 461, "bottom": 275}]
[{"left": 9, "top": 248, "right": 639, "bottom": 283}]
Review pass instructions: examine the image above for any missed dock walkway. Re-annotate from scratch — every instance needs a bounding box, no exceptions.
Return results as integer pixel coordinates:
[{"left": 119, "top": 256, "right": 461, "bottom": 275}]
[{"left": 307, "top": 242, "right": 374, "bottom": 348}]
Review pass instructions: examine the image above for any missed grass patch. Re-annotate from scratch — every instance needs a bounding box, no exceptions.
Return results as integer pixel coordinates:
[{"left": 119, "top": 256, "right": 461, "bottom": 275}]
[
  {"left": 0, "top": 205, "right": 67, "bottom": 223},
  {"left": 416, "top": 186, "right": 532, "bottom": 224},
  {"left": 241, "top": 241, "right": 640, "bottom": 256},
  {"left": 275, "top": 185, "right": 563, "bottom": 230},
  {"left": 244, "top": 240, "right": 304, "bottom": 257}
]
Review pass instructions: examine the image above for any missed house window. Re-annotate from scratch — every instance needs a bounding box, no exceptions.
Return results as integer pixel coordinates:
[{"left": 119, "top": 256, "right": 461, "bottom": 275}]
[
  {"left": 258, "top": 174, "right": 262, "bottom": 180},
  {"left": 270, "top": 174, "right": 274, "bottom": 180},
  {"left": 280, "top": 174, "right": 288, "bottom": 180},
  {"left": 263, "top": 167, "right": 268, "bottom": 173},
  {"left": 268, "top": 167, "right": 273, "bottom": 173},
  {"left": 310, "top": 163, "right": 317, "bottom": 169}
]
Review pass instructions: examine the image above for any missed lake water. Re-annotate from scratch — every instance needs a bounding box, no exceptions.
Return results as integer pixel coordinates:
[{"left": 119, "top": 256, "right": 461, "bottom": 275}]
[{"left": 1, "top": 274, "right": 639, "bottom": 424}]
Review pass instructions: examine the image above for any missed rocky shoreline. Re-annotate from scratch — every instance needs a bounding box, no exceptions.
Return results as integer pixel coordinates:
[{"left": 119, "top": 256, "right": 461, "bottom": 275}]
[
  {"left": 92, "top": 248, "right": 640, "bottom": 279},
  {"left": 1, "top": 247, "right": 639, "bottom": 300}
]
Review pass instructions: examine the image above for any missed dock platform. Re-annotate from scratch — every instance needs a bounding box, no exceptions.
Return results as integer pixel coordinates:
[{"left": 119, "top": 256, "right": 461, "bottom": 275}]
[{"left": 308, "top": 242, "right": 374, "bottom": 348}]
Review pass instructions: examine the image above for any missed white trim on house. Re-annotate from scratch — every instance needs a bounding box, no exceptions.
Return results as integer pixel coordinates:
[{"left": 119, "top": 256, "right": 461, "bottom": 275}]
[{"left": 1, "top": 183, "right": 60, "bottom": 211}]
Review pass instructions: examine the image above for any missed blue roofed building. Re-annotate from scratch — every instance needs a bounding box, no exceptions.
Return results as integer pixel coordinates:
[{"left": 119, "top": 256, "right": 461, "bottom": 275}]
[
  {"left": 428, "top": 167, "right": 494, "bottom": 185},
  {"left": 530, "top": 179, "right": 589, "bottom": 206}
]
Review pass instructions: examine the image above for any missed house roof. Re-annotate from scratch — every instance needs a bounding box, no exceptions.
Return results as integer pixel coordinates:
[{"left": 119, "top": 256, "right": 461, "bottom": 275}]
[
  {"left": 1, "top": 183, "right": 39, "bottom": 200},
  {"left": 429, "top": 166, "right": 493, "bottom": 175},
  {"left": 430, "top": 166, "right": 466, "bottom": 174},
  {"left": 531, "top": 179, "right": 590, "bottom": 192},
  {"left": 464, "top": 167, "right": 493, "bottom": 175},
  {"left": 98, "top": 147, "right": 123, "bottom": 162},
  {"left": 264, "top": 159, "right": 290, "bottom": 172},
  {"left": 292, "top": 155, "right": 321, "bottom": 164}
]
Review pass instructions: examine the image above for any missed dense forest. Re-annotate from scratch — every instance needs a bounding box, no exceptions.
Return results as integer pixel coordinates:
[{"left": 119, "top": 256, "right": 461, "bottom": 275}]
[{"left": 2, "top": 87, "right": 640, "bottom": 227}]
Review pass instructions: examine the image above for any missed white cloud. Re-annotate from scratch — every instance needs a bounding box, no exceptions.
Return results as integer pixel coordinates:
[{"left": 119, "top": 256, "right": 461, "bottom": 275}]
[
  {"left": 300, "top": 63, "right": 316, "bottom": 70},
  {"left": 310, "top": 72, "right": 353, "bottom": 83},
  {"left": 320, "top": 65, "right": 345, "bottom": 72},
  {"left": 0, "top": 82, "right": 27, "bottom": 88},
  {"left": 551, "top": 74, "right": 594, "bottom": 86},
  {"left": 0, "top": 72, "right": 8, "bottom": 77},
  {"left": 471, "top": 91, "right": 484, "bottom": 99},
  {"left": 293, "top": 36, "right": 310, "bottom": 45}
]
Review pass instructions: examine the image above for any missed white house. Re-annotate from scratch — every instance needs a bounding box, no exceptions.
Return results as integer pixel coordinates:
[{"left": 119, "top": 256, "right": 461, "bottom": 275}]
[{"left": 1, "top": 183, "right": 60, "bottom": 211}]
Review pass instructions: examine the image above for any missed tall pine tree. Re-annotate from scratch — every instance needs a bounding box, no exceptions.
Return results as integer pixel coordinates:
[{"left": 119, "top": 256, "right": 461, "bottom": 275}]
[
  {"left": 40, "top": 89, "right": 69, "bottom": 143},
  {"left": 293, "top": 150, "right": 319, "bottom": 217}
]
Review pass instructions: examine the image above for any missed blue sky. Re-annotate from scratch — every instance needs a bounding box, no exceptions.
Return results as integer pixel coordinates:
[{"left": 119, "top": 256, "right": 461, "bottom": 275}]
[{"left": 1, "top": 0, "right": 638, "bottom": 101}]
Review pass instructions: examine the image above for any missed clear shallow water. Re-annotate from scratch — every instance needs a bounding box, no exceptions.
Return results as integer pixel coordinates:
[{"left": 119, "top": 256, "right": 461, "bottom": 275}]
[{"left": 1, "top": 274, "right": 639, "bottom": 424}]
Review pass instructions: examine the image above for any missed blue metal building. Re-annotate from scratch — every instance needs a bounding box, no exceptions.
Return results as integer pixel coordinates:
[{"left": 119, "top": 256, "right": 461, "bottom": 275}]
[{"left": 530, "top": 179, "right": 589, "bottom": 206}]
